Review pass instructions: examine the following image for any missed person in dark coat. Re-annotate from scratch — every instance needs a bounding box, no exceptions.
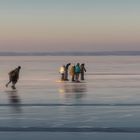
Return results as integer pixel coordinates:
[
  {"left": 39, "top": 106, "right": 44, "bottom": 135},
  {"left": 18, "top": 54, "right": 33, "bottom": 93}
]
[
  {"left": 64, "top": 63, "right": 71, "bottom": 81},
  {"left": 6, "top": 66, "right": 21, "bottom": 89},
  {"left": 80, "top": 63, "right": 86, "bottom": 80}
]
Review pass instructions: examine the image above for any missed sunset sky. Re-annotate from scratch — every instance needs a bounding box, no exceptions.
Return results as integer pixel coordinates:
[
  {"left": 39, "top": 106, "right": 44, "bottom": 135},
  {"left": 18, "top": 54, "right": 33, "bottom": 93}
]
[{"left": 0, "top": 0, "right": 140, "bottom": 52}]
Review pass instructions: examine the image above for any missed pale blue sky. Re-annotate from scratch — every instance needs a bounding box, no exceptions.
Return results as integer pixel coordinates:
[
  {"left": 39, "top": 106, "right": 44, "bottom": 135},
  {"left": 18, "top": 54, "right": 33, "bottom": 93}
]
[{"left": 0, "top": 0, "right": 140, "bottom": 52}]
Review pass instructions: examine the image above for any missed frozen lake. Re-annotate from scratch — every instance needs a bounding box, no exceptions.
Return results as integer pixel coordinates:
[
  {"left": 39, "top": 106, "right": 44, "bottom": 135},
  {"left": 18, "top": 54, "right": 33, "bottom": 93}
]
[{"left": 0, "top": 56, "right": 140, "bottom": 139}]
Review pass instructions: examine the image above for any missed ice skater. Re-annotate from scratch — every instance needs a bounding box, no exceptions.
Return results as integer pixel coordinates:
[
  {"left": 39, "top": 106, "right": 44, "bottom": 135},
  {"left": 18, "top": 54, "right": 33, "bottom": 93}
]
[{"left": 6, "top": 66, "right": 21, "bottom": 89}]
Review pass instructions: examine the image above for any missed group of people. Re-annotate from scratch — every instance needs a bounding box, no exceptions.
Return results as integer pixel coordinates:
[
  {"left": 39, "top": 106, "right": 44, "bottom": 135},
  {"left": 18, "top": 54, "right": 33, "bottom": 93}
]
[
  {"left": 59, "top": 63, "right": 86, "bottom": 82},
  {"left": 4, "top": 63, "right": 86, "bottom": 90}
]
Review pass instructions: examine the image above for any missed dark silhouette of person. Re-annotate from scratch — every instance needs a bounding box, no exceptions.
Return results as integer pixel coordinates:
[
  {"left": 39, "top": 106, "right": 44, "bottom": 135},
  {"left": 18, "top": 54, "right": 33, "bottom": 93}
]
[
  {"left": 64, "top": 63, "right": 71, "bottom": 81},
  {"left": 80, "top": 63, "right": 86, "bottom": 80},
  {"left": 6, "top": 66, "right": 21, "bottom": 89}
]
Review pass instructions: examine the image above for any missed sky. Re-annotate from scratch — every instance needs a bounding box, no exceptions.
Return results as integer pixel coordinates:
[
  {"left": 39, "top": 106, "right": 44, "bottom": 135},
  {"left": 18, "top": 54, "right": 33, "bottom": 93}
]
[{"left": 0, "top": 0, "right": 140, "bottom": 52}]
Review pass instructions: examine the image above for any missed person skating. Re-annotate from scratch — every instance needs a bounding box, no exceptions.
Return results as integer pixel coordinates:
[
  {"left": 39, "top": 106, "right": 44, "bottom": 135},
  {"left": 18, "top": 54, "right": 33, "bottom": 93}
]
[{"left": 6, "top": 66, "right": 21, "bottom": 89}]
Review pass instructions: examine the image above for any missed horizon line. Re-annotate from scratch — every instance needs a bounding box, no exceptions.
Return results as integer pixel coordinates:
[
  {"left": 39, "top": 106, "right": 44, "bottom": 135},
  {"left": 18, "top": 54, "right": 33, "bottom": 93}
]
[{"left": 0, "top": 51, "right": 140, "bottom": 56}]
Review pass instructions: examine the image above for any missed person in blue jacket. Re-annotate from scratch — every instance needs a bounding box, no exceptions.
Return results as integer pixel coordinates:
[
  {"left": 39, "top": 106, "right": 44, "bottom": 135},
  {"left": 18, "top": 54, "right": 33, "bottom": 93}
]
[{"left": 75, "top": 63, "right": 81, "bottom": 82}]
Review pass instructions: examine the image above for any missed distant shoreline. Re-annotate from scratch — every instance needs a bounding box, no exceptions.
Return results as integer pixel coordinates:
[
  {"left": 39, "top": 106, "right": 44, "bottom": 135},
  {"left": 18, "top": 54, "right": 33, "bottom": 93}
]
[{"left": 0, "top": 51, "right": 140, "bottom": 56}]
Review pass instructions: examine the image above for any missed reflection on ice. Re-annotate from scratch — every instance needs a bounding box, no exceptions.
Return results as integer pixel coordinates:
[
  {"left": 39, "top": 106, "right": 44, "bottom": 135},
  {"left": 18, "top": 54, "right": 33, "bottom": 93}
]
[
  {"left": 59, "top": 83, "right": 87, "bottom": 99},
  {"left": 5, "top": 90, "right": 21, "bottom": 112}
]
